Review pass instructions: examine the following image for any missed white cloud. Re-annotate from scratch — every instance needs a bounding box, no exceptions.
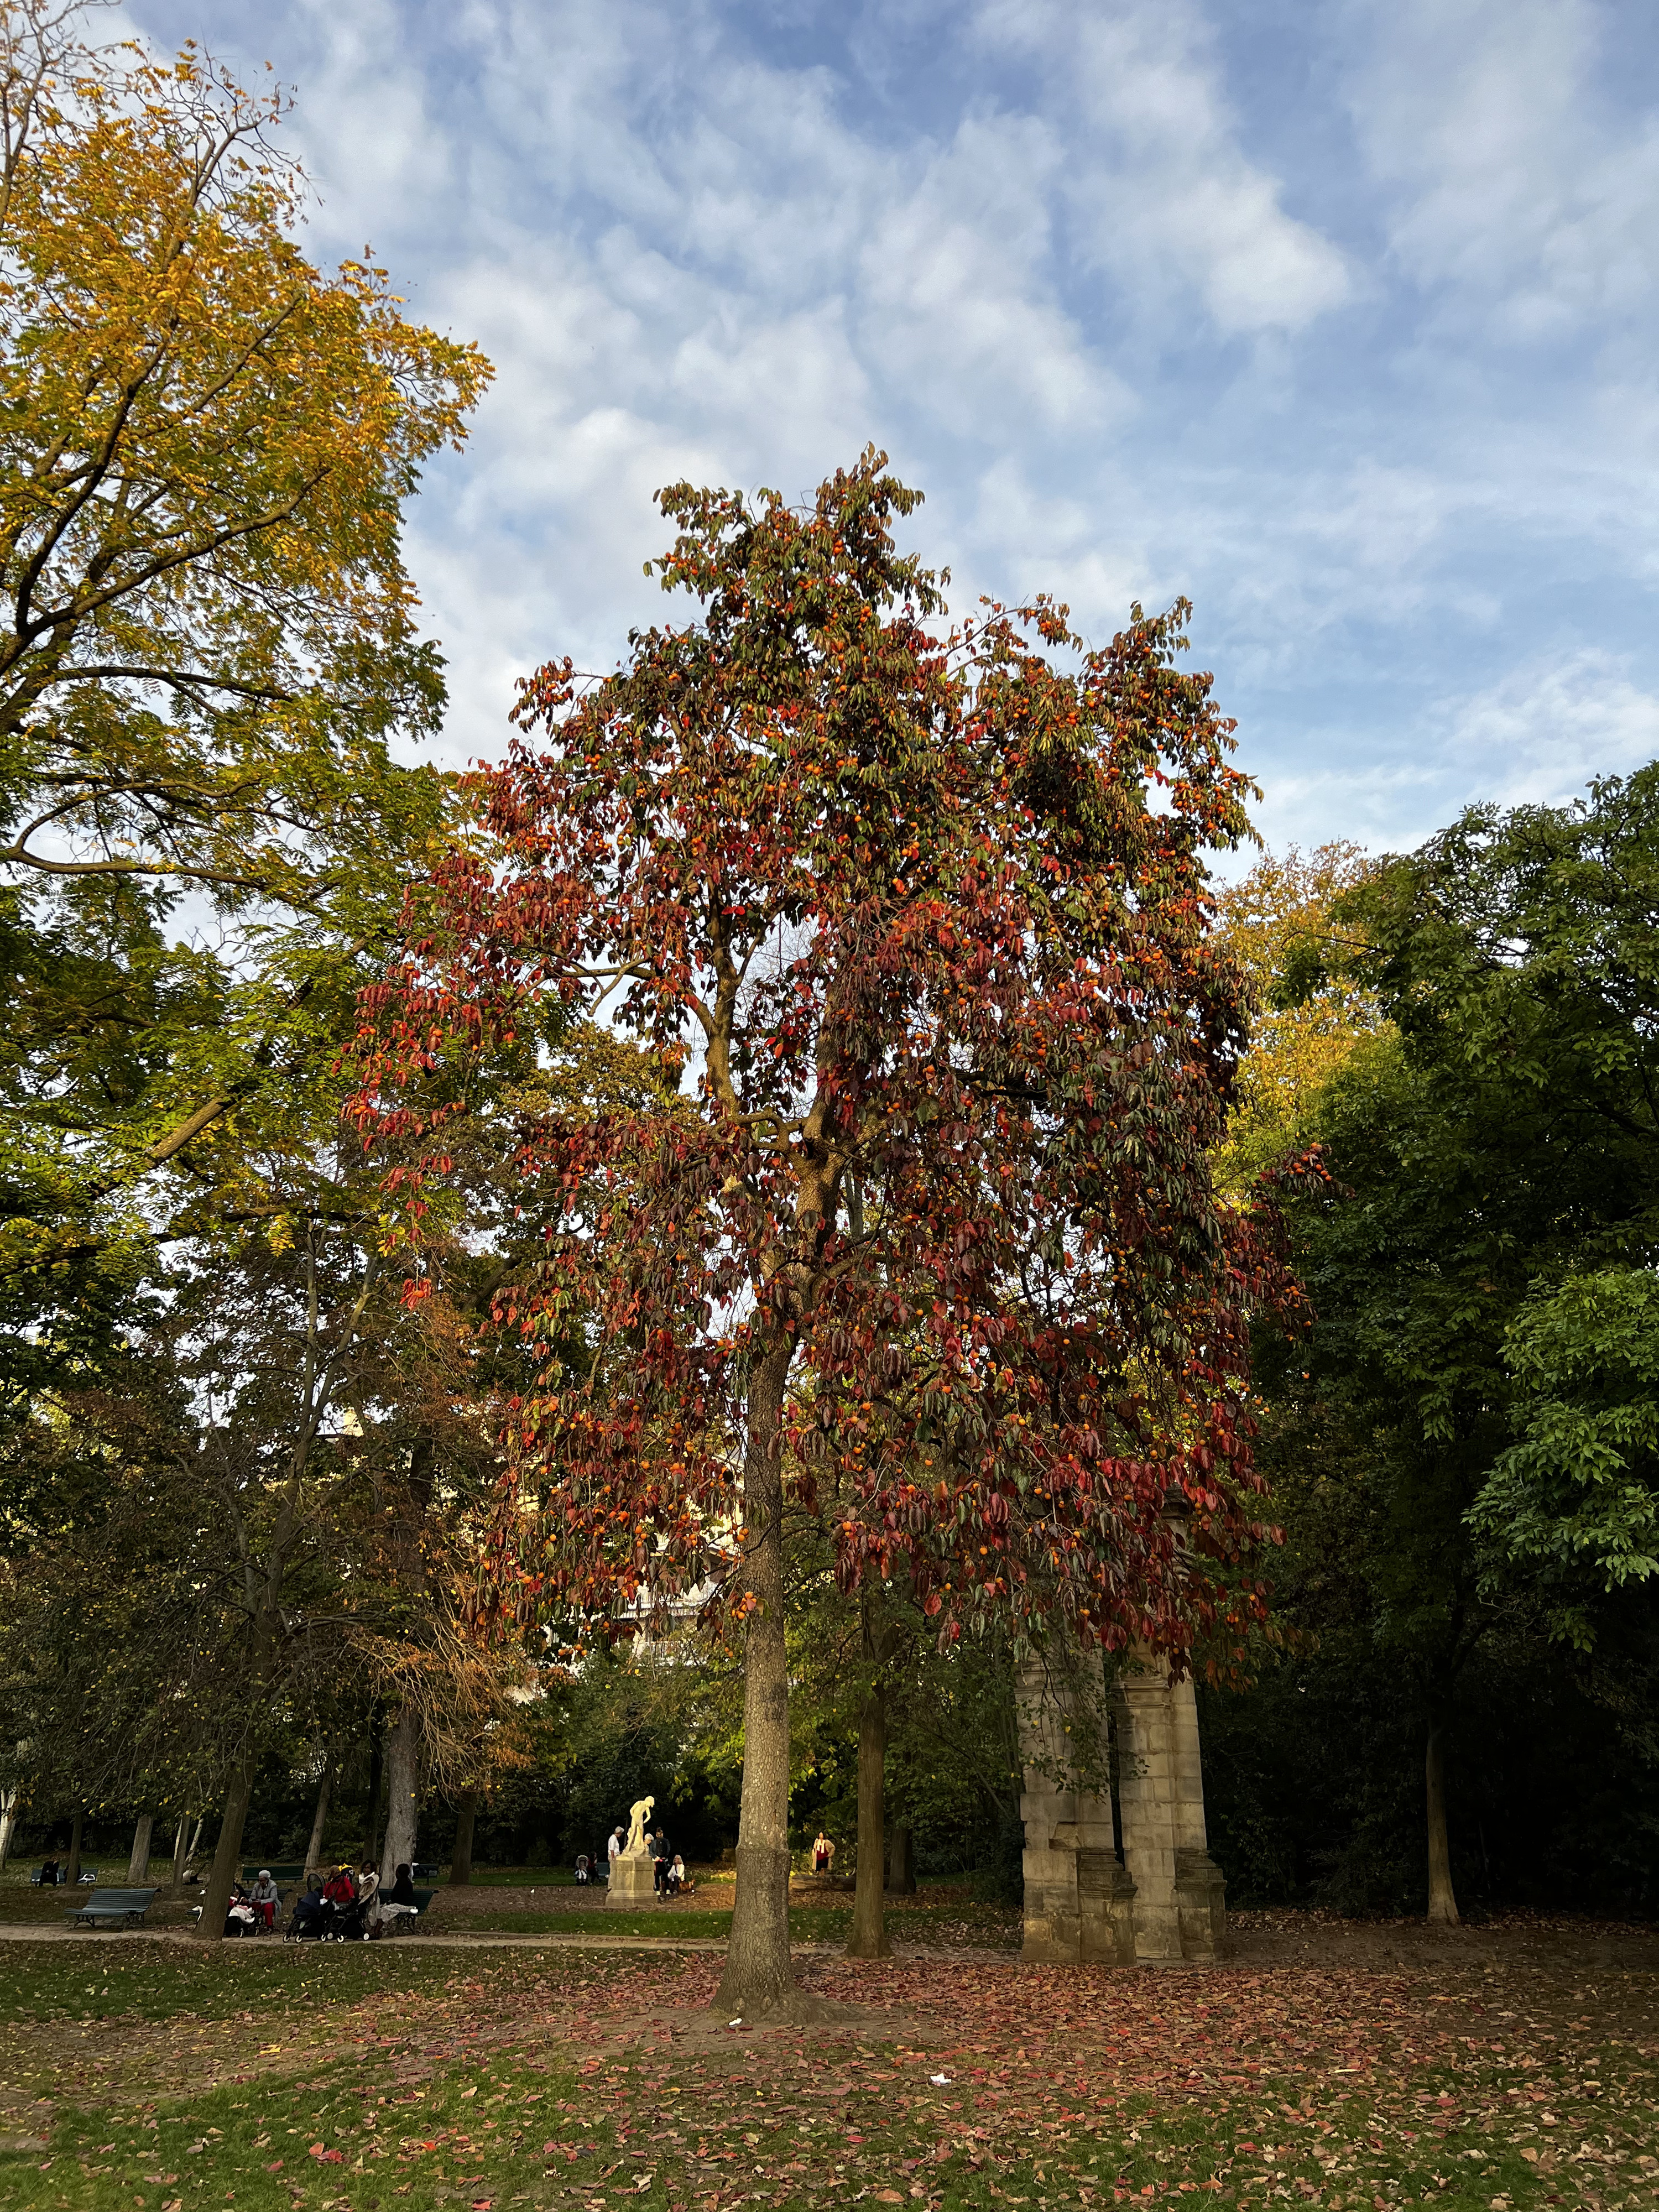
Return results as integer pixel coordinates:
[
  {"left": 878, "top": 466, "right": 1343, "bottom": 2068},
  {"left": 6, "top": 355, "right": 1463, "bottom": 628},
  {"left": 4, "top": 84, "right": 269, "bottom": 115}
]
[
  {"left": 122, "top": 0, "right": 1659, "bottom": 859},
  {"left": 973, "top": 0, "right": 1351, "bottom": 336},
  {"left": 1349, "top": 0, "right": 1659, "bottom": 340},
  {"left": 1439, "top": 649, "right": 1659, "bottom": 804}
]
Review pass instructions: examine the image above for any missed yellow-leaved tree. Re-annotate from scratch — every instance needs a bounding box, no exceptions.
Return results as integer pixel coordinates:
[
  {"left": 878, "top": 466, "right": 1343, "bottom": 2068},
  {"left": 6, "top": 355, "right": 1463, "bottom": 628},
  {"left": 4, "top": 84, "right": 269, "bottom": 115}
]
[
  {"left": 0, "top": 0, "right": 492, "bottom": 1271},
  {"left": 1214, "top": 841, "right": 1389, "bottom": 1194}
]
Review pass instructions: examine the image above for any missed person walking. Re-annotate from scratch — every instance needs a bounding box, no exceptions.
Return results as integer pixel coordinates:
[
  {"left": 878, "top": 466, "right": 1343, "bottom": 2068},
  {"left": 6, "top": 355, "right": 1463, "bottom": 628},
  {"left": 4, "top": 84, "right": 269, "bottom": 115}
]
[{"left": 813, "top": 1830, "right": 836, "bottom": 1876}]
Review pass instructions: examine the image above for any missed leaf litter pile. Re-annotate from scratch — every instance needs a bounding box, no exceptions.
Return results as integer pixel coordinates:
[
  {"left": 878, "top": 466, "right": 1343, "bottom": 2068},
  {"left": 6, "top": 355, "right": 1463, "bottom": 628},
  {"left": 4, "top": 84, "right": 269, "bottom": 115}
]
[{"left": 0, "top": 1917, "right": 1652, "bottom": 2212}]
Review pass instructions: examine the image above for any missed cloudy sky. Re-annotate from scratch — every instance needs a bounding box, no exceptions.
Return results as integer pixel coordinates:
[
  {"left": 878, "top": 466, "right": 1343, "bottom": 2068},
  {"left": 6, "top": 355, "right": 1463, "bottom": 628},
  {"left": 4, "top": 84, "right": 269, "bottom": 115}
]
[{"left": 134, "top": 0, "right": 1659, "bottom": 855}]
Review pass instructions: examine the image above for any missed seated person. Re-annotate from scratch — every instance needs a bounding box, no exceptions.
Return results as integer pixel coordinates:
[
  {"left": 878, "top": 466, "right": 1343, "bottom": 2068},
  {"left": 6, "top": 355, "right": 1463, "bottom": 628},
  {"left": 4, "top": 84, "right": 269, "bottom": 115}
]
[
  {"left": 38, "top": 1858, "right": 60, "bottom": 1886},
  {"left": 322, "top": 1863, "right": 357, "bottom": 1907},
  {"left": 375, "top": 1861, "right": 420, "bottom": 1932},
  {"left": 665, "top": 1853, "right": 686, "bottom": 1896},
  {"left": 575, "top": 1853, "right": 591, "bottom": 1884},
  {"left": 248, "top": 1869, "right": 280, "bottom": 1929},
  {"left": 225, "top": 1880, "right": 258, "bottom": 1937}
]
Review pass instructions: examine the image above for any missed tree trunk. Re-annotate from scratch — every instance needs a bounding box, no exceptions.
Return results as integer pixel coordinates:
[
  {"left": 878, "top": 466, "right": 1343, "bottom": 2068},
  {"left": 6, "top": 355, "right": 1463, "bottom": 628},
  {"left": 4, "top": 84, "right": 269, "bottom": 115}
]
[
  {"left": 169, "top": 1817, "right": 190, "bottom": 1897},
  {"left": 127, "top": 1813, "right": 154, "bottom": 1885},
  {"left": 303, "top": 1764, "right": 331, "bottom": 1876},
  {"left": 186, "top": 1815, "right": 203, "bottom": 1865},
  {"left": 847, "top": 1678, "right": 891, "bottom": 1958},
  {"left": 379, "top": 1704, "right": 420, "bottom": 1884},
  {"left": 65, "top": 1807, "right": 84, "bottom": 1886},
  {"left": 366, "top": 1714, "right": 385, "bottom": 1865},
  {"left": 1426, "top": 1717, "right": 1459, "bottom": 1926},
  {"left": 450, "top": 1794, "right": 477, "bottom": 1885},
  {"left": 885, "top": 1822, "right": 916, "bottom": 1896},
  {"left": 0, "top": 1787, "right": 18, "bottom": 1875},
  {"left": 197, "top": 1766, "right": 254, "bottom": 1943},
  {"left": 715, "top": 1340, "right": 796, "bottom": 2018}
]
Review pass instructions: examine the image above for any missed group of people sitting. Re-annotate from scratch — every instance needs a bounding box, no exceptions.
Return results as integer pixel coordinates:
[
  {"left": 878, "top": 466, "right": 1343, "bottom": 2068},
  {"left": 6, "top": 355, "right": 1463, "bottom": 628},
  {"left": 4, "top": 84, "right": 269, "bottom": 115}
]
[{"left": 288, "top": 1861, "right": 420, "bottom": 1942}]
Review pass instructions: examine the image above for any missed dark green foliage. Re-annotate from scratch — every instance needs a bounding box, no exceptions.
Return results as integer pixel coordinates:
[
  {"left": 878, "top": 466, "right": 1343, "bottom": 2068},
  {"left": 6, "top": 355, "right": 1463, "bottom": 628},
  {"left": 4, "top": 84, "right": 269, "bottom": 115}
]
[{"left": 1224, "top": 763, "right": 1659, "bottom": 1916}]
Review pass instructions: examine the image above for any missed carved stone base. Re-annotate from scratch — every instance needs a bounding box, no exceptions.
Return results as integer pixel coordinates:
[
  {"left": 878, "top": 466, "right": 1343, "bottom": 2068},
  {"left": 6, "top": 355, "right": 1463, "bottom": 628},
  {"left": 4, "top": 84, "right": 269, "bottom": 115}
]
[
  {"left": 606, "top": 1853, "right": 657, "bottom": 1908},
  {"left": 1175, "top": 1848, "right": 1227, "bottom": 1959},
  {"left": 1077, "top": 1848, "right": 1139, "bottom": 1964}
]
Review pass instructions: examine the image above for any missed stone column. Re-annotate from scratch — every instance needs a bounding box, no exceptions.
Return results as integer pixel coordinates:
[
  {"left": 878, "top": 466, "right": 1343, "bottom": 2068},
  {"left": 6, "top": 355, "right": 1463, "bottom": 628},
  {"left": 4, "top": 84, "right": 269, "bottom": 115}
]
[
  {"left": 1113, "top": 1650, "right": 1225, "bottom": 1960},
  {"left": 1113, "top": 1656, "right": 1183, "bottom": 1960},
  {"left": 1017, "top": 1652, "right": 1135, "bottom": 1965},
  {"left": 1170, "top": 1669, "right": 1227, "bottom": 1958}
]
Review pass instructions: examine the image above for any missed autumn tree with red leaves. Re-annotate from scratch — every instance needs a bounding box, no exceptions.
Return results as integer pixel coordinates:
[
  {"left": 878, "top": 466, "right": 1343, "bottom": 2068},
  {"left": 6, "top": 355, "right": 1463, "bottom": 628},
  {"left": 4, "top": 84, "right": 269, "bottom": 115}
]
[{"left": 356, "top": 451, "right": 1290, "bottom": 2018}]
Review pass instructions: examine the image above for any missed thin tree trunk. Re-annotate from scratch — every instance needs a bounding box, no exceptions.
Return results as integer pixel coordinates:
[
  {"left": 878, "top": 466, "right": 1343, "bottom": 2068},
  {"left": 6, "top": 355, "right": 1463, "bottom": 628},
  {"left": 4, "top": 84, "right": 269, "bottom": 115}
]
[
  {"left": 885, "top": 1822, "right": 916, "bottom": 1896},
  {"left": 848, "top": 1592, "right": 899, "bottom": 1959},
  {"left": 169, "top": 1817, "right": 190, "bottom": 1897},
  {"left": 186, "top": 1815, "right": 203, "bottom": 1864},
  {"left": 303, "top": 1764, "right": 331, "bottom": 1876},
  {"left": 847, "top": 1679, "right": 891, "bottom": 1958},
  {"left": 0, "top": 1787, "right": 18, "bottom": 1875},
  {"left": 127, "top": 1814, "right": 154, "bottom": 1885},
  {"left": 65, "top": 1808, "right": 84, "bottom": 1886},
  {"left": 450, "top": 1794, "right": 477, "bottom": 1885},
  {"left": 715, "top": 1341, "right": 796, "bottom": 2018},
  {"left": 379, "top": 1704, "right": 420, "bottom": 1884},
  {"left": 366, "top": 1713, "right": 385, "bottom": 1865},
  {"left": 1426, "top": 1717, "right": 1459, "bottom": 1926},
  {"left": 197, "top": 1765, "right": 255, "bottom": 1942}
]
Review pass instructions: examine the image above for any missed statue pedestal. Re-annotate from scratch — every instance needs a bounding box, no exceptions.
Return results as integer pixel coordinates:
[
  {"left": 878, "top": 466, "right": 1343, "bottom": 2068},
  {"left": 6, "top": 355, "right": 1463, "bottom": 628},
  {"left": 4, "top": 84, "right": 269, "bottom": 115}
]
[{"left": 606, "top": 1852, "right": 656, "bottom": 1908}]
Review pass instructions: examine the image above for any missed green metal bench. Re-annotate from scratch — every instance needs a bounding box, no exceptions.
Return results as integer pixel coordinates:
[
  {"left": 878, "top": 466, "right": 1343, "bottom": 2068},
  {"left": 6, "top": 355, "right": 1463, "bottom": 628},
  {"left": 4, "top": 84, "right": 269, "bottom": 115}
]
[
  {"left": 64, "top": 1887, "right": 157, "bottom": 1930},
  {"left": 379, "top": 1887, "right": 435, "bottom": 1936}
]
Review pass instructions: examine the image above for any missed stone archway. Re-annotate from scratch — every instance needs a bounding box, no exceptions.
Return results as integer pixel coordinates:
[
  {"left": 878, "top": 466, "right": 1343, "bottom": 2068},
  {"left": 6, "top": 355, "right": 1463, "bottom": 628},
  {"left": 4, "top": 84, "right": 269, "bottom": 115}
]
[{"left": 1017, "top": 1646, "right": 1226, "bottom": 1963}]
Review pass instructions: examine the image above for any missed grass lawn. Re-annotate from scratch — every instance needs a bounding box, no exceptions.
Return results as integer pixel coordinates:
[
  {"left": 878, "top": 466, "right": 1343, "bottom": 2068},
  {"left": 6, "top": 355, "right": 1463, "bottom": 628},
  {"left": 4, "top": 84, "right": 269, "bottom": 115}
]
[{"left": 0, "top": 1919, "right": 1652, "bottom": 2212}]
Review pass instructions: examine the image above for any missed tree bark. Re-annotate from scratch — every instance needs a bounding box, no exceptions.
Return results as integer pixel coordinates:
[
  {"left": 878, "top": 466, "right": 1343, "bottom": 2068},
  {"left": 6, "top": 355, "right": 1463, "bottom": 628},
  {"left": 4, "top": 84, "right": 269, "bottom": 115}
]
[
  {"left": 848, "top": 1592, "right": 900, "bottom": 1959},
  {"left": 0, "top": 1787, "right": 17, "bottom": 1875},
  {"left": 847, "top": 1681, "right": 891, "bottom": 1958},
  {"left": 197, "top": 1765, "right": 255, "bottom": 1940},
  {"left": 885, "top": 1822, "right": 916, "bottom": 1896},
  {"left": 1426, "top": 1716, "right": 1459, "bottom": 1926},
  {"left": 65, "top": 1807, "right": 84, "bottom": 1886},
  {"left": 303, "top": 1763, "right": 331, "bottom": 1876},
  {"left": 169, "top": 1816, "right": 190, "bottom": 1896},
  {"left": 379, "top": 1703, "right": 421, "bottom": 1884},
  {"left": 715, "top": 1340, "right": 797, "bottom": 2018},
  {"left": 365, "top": 1713, "right": 385, "bottom": 1865},
  {"left": 450, "top": 1794, "right": 477, "bottom": 1885},
  {"left": 127, "top": 1813, "right": 154, "bottom": 1885}
]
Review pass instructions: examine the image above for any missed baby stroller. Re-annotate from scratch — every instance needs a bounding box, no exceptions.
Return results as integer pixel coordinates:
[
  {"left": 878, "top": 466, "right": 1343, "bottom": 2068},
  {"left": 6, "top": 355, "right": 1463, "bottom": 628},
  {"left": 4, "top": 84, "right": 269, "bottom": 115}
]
[{"left": 289, "top": 1869, "right": 369, "bottom": 1942}]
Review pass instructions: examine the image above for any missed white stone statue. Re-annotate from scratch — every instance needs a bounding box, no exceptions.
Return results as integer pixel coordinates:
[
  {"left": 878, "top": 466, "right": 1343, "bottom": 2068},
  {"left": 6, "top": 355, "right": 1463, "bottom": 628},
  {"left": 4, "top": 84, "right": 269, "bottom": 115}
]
[{"left": 624, "top": 1794, "right": 655, "bottom": 1856}]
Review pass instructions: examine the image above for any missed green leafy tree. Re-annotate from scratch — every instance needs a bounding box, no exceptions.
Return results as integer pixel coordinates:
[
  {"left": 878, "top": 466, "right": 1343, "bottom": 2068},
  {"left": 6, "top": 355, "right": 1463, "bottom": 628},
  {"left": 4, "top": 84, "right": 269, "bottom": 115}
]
[{"left": 1260, "top": 763, "right": 1659, "bottom": 1921}]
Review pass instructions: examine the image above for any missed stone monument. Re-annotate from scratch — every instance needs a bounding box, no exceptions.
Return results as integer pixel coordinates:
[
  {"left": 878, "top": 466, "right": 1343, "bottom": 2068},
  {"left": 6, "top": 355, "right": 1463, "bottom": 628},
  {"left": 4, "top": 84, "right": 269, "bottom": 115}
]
[
  {"left": 606, "top": 1793, "right": 659, "bottom": 1909},
  {"left": 1018, "top": 1644, "right": 1226, "bottom": 1964}
]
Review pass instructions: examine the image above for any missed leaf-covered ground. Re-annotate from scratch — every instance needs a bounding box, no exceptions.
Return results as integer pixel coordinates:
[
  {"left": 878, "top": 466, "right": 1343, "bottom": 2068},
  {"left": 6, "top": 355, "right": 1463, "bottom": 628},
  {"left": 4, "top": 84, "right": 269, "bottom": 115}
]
[{"left": 0, "top": 1916, "right": 1652, "bottom": 2212}]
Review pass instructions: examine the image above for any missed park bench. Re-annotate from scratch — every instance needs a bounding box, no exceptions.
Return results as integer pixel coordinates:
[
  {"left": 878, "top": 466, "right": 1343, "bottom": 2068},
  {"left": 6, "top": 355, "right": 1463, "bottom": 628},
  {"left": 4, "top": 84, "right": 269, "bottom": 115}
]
[
  {"left": 32, "top": 1867, "right": 98, "bottom": 1885},
  {"left": 64, "top": 1887, "right": 156, "bottom": 1930},
  {"left": 379, "top": 1887, "right": 435, "bottom": 1936}
]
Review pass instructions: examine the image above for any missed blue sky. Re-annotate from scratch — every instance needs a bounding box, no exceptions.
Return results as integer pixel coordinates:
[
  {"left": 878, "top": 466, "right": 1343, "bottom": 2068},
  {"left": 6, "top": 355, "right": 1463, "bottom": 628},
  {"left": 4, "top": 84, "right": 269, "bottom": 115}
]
[{"left": 134, "top": 0, "right": 1659, "bottom": 855}]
